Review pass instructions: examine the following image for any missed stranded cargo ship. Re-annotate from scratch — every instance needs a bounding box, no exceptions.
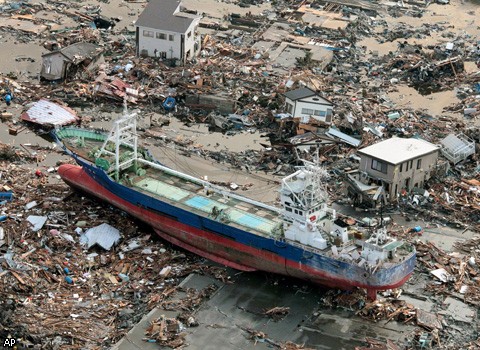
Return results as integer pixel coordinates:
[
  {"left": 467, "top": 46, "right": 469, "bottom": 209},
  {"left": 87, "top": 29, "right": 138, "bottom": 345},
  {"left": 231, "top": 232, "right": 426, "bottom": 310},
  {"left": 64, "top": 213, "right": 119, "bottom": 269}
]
[{"left": 53, "top": 111, "right": 415, "bottom": 299}]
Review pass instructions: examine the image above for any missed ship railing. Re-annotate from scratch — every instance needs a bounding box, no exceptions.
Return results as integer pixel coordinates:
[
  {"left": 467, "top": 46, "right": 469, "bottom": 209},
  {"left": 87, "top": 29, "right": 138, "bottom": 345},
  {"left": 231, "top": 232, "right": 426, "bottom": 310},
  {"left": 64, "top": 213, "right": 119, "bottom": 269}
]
[
  {"left": 285, "top": 239, "right": 328, "bottom": 255},
  {"left": 357, "top": 240, "right": 386, "bottom": 252},
  {"left": 285, "top": 238, "right": 374, "bottom": 266},
  {"left": 339, "top": 239, "right": 356, "bottom": 248}
]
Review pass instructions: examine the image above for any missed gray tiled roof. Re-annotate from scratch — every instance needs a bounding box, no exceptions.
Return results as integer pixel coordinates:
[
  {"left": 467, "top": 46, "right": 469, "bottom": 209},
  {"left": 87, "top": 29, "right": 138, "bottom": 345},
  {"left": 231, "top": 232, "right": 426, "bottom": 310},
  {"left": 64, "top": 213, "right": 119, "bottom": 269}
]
[
  {"left": 60, "top": 42, "right": 102, "bottom": 61},
  {"left": 135, "top": 0, "right": 194, "bottom": 33},
  {"left": 283, "top": 87, "right": 317, "bottom": 101},
  {"left": 42, "top": 42, "right": 102, "bottom": 63}
]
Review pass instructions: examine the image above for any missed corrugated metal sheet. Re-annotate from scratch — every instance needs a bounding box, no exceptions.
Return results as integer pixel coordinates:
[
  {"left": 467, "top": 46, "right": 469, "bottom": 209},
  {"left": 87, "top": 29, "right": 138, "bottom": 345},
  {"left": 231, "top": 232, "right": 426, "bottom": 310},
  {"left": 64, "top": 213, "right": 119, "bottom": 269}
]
[
  {"left": 27, "top": 215, "right": 48, "bottom": 232},
  {"left": 83, "top": 223, "right": 121, "bottom": 250},
  {"left": 326, "top": 127, "right": 362, "bottom": 147},
  {"left": 21, "top": 99, "right": 78, "bottom": 126}
]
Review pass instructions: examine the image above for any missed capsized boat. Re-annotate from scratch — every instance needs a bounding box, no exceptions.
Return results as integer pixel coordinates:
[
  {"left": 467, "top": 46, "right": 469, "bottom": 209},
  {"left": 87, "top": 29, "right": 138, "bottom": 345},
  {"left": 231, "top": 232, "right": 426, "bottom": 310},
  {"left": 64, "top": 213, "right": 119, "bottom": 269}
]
[{"left": 53, "top": 111, "right": 416, "bottom": 299}]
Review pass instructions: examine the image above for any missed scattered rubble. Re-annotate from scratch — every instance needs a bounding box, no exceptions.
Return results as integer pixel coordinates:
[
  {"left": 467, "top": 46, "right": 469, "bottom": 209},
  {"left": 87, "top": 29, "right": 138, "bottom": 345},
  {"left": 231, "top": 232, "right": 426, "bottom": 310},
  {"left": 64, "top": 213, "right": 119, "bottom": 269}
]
[{"left": 0, "top": 0, "right": 479, "bottom": 348}]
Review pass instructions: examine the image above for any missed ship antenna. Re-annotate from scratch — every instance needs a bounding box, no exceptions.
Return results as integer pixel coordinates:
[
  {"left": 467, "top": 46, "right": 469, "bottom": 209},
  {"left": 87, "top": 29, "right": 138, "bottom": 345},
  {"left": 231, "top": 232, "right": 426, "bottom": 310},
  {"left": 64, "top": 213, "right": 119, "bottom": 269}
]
[
  {"left": 123, "top": 97, "right": 128, "bottom": 115},
  {"left": 380, "top": 194, "right": 384, "bottom": 228}
]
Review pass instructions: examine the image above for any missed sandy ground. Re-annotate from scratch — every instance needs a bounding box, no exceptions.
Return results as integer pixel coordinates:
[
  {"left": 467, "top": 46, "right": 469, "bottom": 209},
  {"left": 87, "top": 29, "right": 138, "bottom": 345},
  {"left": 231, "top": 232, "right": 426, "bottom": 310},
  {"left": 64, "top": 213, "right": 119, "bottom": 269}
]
[
  {"left": 162, "top": 117, "right": 266, "bottom": 152},
  {"left": 358, "top": 1, "right": 480, "bottom": 120},
  {"left": 361, "top": 1, "right": 480, "bottom": 57},
  {"left": 386, "top": 85, "right": 459, "bottom": 115},
  {"left": 182, "top": 0, "right": 272, "bottom": 18}
]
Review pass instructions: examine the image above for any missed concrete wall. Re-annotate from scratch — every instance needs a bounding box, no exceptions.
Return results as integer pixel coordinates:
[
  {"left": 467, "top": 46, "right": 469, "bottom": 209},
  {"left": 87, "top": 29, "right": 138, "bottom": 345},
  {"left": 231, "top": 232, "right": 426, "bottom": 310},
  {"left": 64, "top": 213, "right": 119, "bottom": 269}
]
[
  {"left": 392, "top": 151, "right": 439, "bottom": 192},
  {"left": 183, "top": 20, "right": 200, "bottom": 60},
  {"left": 359, "top": 156, "right": 392, "bottom": 183},
  {"left": 137, "top": 25, "right": 182, "bottom": 59}
]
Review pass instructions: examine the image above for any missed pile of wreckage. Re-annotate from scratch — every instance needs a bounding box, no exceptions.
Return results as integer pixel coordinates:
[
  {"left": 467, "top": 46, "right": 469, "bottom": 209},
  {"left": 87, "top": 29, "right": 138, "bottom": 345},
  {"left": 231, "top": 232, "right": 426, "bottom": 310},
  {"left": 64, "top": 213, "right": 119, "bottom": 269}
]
[
  {"left": 322, "top": 236, "right": 480, "bottom": 349},
  {"left": 0, "top": 155, "right": 232, "bottom": 349},
  {"left": 0, "top": 0, "right": 479, "bottom": 348},
  {"left": 0, "top": 0, "right": 478, "bottom": 246}
]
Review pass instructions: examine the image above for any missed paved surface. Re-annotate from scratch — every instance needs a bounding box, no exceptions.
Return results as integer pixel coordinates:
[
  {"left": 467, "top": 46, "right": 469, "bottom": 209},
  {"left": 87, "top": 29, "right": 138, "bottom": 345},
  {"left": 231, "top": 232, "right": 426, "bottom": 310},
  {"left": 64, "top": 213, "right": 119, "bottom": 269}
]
[{"left": 112, "top": 271, "right": 416, "bottom": 349}]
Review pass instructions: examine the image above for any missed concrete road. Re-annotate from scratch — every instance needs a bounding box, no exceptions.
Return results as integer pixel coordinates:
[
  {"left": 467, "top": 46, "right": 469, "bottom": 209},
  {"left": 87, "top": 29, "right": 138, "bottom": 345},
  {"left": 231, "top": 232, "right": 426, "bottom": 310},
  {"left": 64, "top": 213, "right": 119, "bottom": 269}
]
[{"left": 113, "top": 271, "right": 415, "bottom": 350}]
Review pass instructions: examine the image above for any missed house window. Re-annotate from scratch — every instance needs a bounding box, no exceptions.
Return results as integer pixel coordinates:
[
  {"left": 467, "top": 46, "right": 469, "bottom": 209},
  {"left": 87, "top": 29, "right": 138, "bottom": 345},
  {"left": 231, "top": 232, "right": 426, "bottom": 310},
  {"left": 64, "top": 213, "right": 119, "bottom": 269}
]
[
  {"left": 169, "top": 34, "right": 174, "bottom": 41},
  {"left": 187, "top": 31, "right": 192, "bottom": 38},
  {"left": 45, "top": 58, "right": 52, "bottom": 74},
  {"left": 371, "top": 159, "right": 387, "bottom": 174},
  {"left": 326, "top": 108, "right": 333, "bottom": 117},
  {"left": 417, "top": 159, "right": 422, "bottom": 169},
  {"left": 409, "top": 160, "right": 413, "bottom": 169},
  {"left": 286, "top": 103, "right": 293, "bottom": 114},
  {"left": 286, "top": 207, "right": 292, "bottom": 212},
  {"left": 313, "top": 110, "right": 326, "bottom": 117},
  {"left": 143, "top": 30, "right": 154, "bottom": 37},
  {"left": 400, "top": 163, "right": 403, "bottom": 172},
  {"left": 301, "top": 108, "right": 314, "bottom": 115},
  {"left": 156, "top": 32, "right": 167, "bottom": 40},
  {"left": 160, "top": 51, "right": 167, "bottom": 59},
  {"left": 405, "top": 161, "right": 409, "bottom": 171}
]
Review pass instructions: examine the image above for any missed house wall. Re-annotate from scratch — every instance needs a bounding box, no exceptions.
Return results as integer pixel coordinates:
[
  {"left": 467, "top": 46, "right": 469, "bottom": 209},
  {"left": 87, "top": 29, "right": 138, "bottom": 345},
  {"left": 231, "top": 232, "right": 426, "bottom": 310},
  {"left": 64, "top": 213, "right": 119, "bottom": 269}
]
[
  {"left": 137, "top": 25, "right": 182, "bottom": 59},
  {"left": 359, "top": 150, "right": 439, "bottom": 200},
  {"left": 136, "top": 20, "right": 199, "bottom": 61},
  {"left": 359, "top": 156, "right": 394, "bottom": 184},
  {"left": 40, "top": 53, "right": 67, "bottom": 80},
  {"left": 285, "top": 97, "right": 333, "bottom": 124},
  {"left": 392, "top": 151, "right": 438, "bottom": 192},
  {"left": 183, "top": 20, "right": 200, "bottom": 60}
]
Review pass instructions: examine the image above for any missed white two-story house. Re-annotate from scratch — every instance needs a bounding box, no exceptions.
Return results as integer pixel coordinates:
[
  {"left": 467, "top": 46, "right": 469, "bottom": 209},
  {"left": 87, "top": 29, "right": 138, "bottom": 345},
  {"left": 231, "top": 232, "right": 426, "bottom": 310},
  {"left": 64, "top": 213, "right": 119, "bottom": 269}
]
[
  {"left": 283, "top": 87, "right": 334, "bottom": 125},
  {"left": 135, "top": 0, "right": 201, "bottom": 63},
  {"left": 358, "top": 137, "right": 439, "bottom": 200}
]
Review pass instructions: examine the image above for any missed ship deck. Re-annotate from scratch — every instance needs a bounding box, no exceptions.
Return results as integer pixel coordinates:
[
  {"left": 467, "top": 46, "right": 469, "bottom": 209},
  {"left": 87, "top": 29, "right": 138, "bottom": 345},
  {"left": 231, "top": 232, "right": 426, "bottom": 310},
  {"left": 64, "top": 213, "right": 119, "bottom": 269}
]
[
  {"left": 130, "top": 169, "right": 282, "bottom": 238},
  {"left": 56, "top": 128, "right": 283, "bottom": 239}
]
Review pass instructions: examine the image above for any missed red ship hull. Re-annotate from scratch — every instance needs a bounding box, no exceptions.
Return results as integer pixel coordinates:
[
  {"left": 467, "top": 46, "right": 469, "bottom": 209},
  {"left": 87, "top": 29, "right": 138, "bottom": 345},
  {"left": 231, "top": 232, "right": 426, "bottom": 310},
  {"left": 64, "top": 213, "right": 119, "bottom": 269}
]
[{"left": 58, "top": 164, "right": 413, "bottom": 298}]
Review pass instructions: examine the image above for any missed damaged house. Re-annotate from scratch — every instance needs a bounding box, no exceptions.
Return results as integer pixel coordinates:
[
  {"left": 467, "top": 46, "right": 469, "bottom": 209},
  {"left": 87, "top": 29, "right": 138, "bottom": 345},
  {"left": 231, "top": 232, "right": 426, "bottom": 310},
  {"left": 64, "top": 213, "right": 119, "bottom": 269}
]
[
  {"left": 355, "top": 137, "right": 440, "bottom": 202},
  {"left": 135, "top": 0, "right": 201, "bottom": 63},
  {"left": 283, "top": 87, "right": 334, "bottom": 129},
  {"left": 40, "top": 42, "right": 104, "bottom": 81}
]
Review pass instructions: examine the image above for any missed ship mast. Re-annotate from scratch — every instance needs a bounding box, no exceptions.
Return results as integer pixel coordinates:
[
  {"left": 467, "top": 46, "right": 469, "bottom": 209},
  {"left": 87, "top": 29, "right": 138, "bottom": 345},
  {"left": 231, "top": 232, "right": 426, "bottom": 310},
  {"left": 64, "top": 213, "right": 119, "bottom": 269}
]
[
  {"left": 280, "top": 144, "right": 333, "bottom": 249},
  {"left": 96, "top": 101, "right": 139, "bottom": 181}
]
